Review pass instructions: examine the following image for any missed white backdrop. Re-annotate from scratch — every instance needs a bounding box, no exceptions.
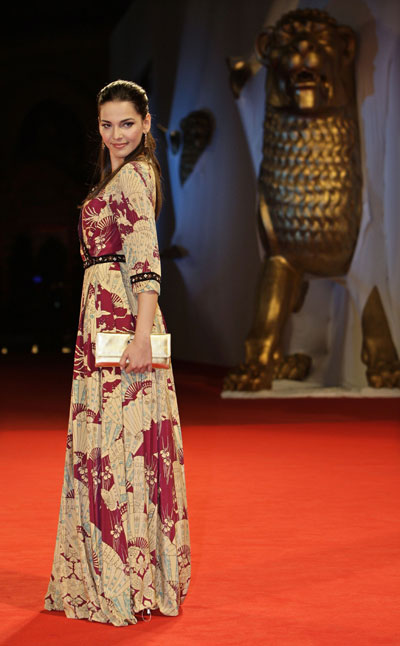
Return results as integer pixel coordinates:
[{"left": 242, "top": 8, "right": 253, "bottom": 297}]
[{"left": 111, "top": 0, "right": 400, "bottom": 388}]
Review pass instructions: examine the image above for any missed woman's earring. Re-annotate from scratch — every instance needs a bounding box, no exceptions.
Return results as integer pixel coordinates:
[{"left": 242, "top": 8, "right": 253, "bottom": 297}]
[
  {"left": 144, "top": 132, "right": 148, "bottom": 150},
  {"left": 102, "top": 142, "right": 106, "bottom": 150}
]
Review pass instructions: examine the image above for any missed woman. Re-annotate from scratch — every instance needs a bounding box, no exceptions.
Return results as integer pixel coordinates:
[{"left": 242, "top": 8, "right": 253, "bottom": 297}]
[{"left": 45, "top": 80, "right": 191, "bottom": 626}]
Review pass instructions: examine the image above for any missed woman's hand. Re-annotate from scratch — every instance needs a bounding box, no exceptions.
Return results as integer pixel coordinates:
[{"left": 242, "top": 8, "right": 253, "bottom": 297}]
[
  {"left": 119, "top": 291, "right": 158, "bottom": 374},
  {"left": 119, "top": 333, "right": 152, "bottom": 373}
]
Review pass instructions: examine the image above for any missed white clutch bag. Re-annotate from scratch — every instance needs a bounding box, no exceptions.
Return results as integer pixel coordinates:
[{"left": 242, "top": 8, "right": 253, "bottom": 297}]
[{"left": 95, "top": 332, "right": 171, "bottom": 369}]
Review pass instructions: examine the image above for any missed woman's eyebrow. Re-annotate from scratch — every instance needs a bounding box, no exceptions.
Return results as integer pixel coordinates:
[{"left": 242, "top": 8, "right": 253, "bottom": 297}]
[{"left": 100, "top": 117, "right": 135, "bottom": 124}]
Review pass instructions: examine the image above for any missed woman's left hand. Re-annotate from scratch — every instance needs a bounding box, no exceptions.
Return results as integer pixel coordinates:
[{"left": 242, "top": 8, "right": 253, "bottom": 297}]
[{"left": 119, "top": 333, "right": 152, "bottom": 373}]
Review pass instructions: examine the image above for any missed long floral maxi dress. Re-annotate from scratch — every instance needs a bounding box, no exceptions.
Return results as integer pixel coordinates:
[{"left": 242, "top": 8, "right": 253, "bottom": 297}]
[{"left": 44, "top": 160, "right": 191, "bottom": 626}]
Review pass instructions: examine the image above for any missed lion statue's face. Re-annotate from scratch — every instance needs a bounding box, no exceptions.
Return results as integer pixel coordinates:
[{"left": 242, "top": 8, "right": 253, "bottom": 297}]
[{"left": 256, "top": 10, "right": 356, "bottom": 112}]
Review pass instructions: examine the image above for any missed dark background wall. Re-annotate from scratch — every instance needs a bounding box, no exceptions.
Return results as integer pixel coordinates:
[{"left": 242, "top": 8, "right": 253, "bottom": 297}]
[
  {"left": 0, "top": 0, "right": 263, "bottom": 366},
  {"left": 0, "top": 2, "right": 131, "bottom": 352},
  {"left": 2, "top": 0, "right": 397, "bottom": 384}
]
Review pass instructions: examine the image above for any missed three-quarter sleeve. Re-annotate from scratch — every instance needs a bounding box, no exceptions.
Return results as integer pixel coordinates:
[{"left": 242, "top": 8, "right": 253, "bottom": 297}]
[{"left": 112, "top": 162, "right": 161, "bottom": 295}]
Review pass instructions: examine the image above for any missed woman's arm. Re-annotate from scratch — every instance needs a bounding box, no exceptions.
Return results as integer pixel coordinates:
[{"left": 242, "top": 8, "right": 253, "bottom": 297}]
[
  {"left": 111, "top": 162, "right": 161, "bottom": 374},
  {"left": 119, "top": 291, "right": 158, "bottom": 373},
  {"left": 111, "top": 162, "right": 161, "bottom": 295}
]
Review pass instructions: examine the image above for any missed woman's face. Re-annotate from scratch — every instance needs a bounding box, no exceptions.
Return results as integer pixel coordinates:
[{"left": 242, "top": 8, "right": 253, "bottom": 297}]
[{"left": 98, "top": 100, "right": 151, "bottom": 171}]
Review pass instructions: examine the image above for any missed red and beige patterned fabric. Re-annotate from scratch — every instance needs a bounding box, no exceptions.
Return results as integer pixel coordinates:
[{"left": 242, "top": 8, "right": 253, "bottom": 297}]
[{"left": 45, "top": 161, "right": 191, "bottom": 626}]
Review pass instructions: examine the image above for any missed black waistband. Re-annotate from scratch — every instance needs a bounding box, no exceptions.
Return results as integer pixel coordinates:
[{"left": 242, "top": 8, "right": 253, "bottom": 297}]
[{"left": 83, "top": 253, "right": 126, "bottom": 270}]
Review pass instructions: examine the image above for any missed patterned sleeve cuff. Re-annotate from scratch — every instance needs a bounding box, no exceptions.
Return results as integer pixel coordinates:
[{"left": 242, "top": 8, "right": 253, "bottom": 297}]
[{"left": 130, "top": 271, "right": 161, "bottom": 294}]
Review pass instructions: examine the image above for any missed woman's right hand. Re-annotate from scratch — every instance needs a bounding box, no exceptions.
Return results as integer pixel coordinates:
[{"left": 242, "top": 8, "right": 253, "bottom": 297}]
[{"left": 119, "top": 333, "right": 152, "bottom": 374}]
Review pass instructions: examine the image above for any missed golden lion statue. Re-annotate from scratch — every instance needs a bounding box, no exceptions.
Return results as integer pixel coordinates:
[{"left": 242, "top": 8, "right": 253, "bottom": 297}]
[{"left": 224, "top": 8, "right": 400, "bottom": 391}]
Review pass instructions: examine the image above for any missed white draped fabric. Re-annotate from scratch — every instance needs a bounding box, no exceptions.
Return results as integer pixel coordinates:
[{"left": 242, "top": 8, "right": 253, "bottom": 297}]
[{"left": 112, "top": 0, "right": 400, "bottom": 388}]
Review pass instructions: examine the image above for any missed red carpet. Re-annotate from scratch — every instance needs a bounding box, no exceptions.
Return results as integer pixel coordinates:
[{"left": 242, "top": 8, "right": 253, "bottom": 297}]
[{"left": 0, "top": 355, "right": 399, "bottom": 645}]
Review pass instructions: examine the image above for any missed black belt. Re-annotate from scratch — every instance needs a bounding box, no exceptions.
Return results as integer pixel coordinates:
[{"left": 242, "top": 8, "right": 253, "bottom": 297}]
[{"left": 83, "top": 253, "right": 126, "bottom": 270}]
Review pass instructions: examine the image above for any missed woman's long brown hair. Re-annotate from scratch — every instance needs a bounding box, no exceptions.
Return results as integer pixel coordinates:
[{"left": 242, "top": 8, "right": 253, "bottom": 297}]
[{"left": 84, "top": 80, "right": 162, "bottom": 219}]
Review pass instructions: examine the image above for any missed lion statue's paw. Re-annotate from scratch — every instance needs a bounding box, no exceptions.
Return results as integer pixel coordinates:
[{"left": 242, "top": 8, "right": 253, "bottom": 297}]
[
  {"left": 274, "top": 353, "right": 312, "bottom": 381},
  {"left": 366, "top": 360, "right": 400, "bottom": 389},
  {"left": 223, "top": 361, "right": 275, "bottom": 391}
]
